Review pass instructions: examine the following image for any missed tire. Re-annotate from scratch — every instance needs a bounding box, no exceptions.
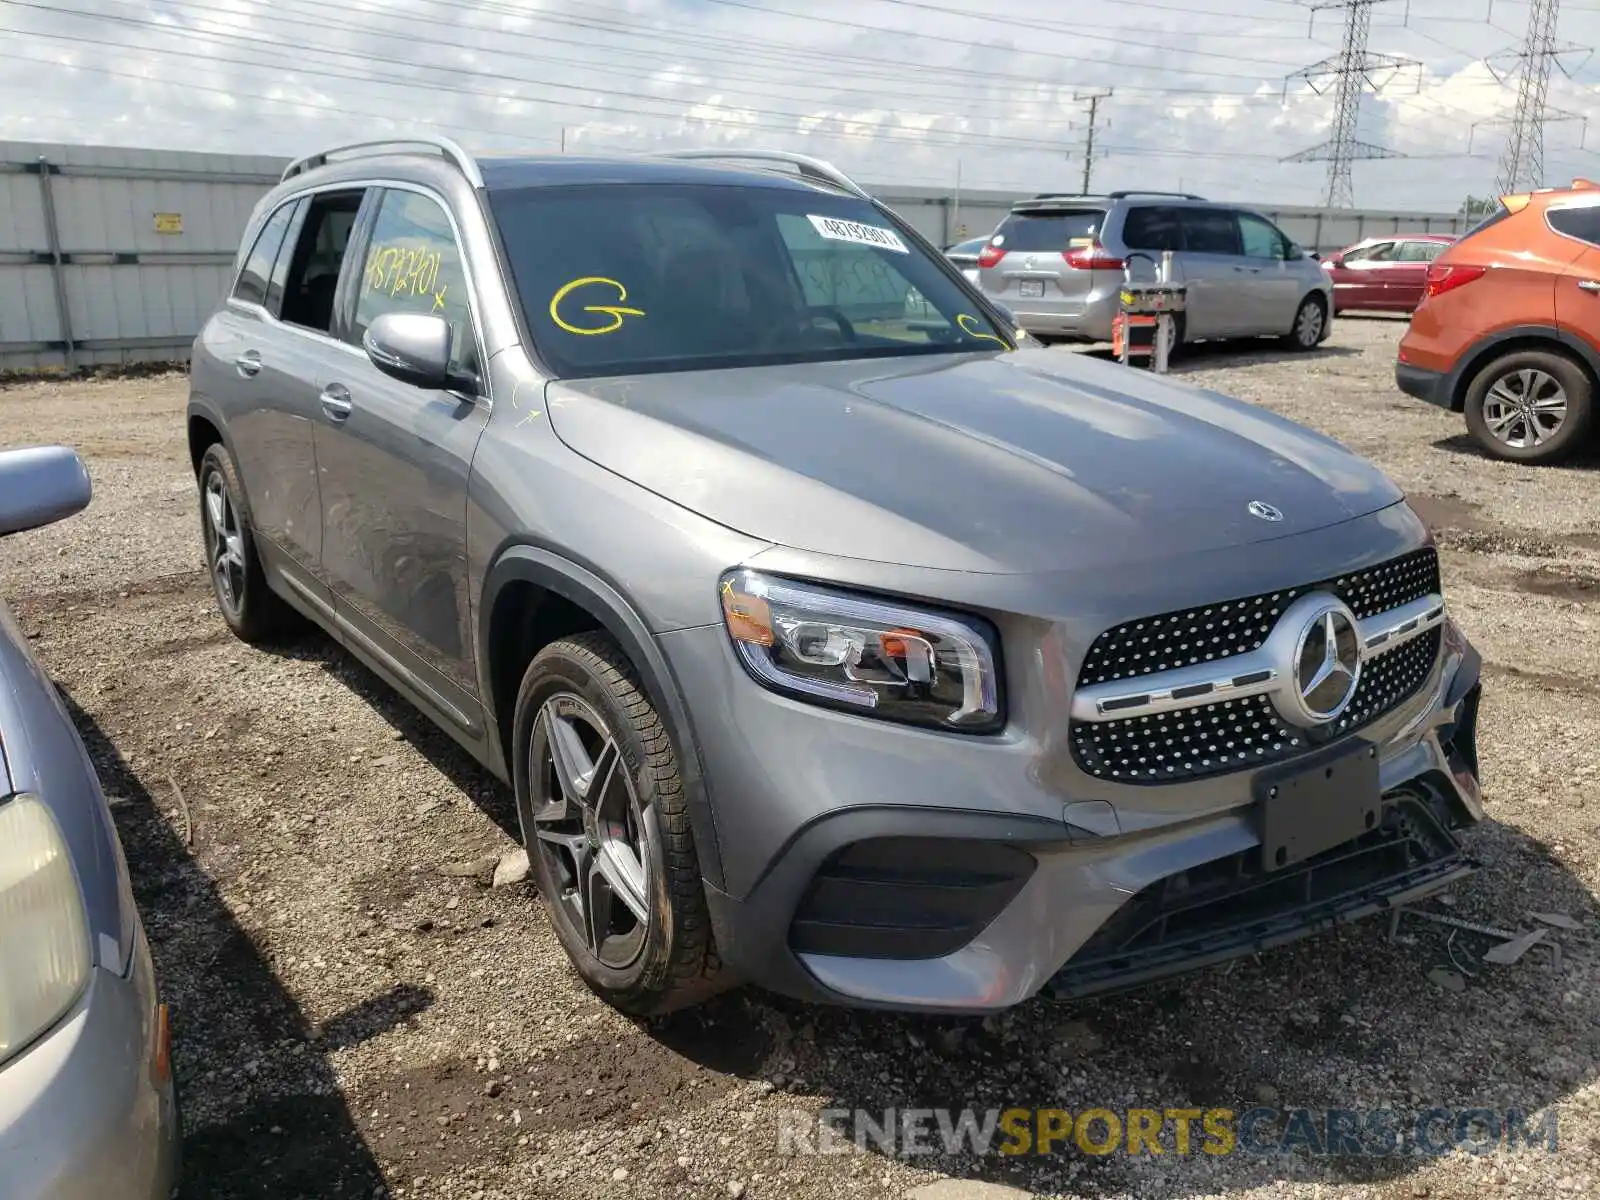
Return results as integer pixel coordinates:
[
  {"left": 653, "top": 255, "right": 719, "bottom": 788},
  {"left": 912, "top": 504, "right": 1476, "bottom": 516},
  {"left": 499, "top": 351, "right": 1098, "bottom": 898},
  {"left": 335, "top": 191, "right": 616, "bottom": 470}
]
[
  {"left": 1464, "top": 348, "right": 1595, "bottom": 465},
  {"left": 512, "top": 632, "right": 725, "bottom": 1016},
  {"left": 1282, "top": 293, "right": 1327, "bottom": 351},
  {"left": 196, "top": 442, "right": 298, "bottom": 643}
]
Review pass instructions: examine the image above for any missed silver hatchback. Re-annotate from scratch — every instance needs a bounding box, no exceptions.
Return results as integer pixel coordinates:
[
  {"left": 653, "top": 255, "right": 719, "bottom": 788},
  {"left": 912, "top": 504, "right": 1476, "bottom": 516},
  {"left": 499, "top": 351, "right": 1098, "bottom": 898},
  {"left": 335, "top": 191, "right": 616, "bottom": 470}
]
[{"left": 977, "top": 191, "right": 1333, "bottom": 349}]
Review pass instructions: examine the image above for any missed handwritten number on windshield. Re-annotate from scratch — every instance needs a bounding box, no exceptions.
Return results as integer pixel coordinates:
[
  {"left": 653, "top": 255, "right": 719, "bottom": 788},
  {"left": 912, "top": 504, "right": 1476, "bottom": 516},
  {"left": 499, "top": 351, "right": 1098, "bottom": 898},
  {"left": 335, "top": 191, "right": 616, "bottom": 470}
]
[{"left": 550, "top": 277, "right": 645, "bottom": 336}]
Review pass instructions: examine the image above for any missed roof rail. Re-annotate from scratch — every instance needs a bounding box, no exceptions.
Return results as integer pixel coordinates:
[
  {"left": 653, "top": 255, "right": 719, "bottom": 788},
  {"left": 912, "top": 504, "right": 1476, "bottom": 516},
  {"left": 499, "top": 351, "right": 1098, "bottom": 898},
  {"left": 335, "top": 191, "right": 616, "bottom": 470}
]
[
  {"left": 1105, "top": 189, "right": 1206, "bottom": 200},
  {"left": 654, "top": 149, "right": 871, "bottom": 199},
  {"left": 281, "top": 136, "right": 484, "bottom": 188}
]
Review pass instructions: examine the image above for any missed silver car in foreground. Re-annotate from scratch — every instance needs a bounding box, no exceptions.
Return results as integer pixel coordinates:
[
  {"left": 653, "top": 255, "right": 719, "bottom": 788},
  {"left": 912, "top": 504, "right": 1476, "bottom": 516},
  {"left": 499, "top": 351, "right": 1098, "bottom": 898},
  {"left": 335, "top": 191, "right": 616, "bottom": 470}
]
[
  {"left": 187, "top": 141, "right": 1482, "bottom": 1017},
  {"left": 0, "top": 446, "right": 181, "bottom": 1199},
  {"left": 977, "top": 190, "right": 1334, "bottom": 348}
]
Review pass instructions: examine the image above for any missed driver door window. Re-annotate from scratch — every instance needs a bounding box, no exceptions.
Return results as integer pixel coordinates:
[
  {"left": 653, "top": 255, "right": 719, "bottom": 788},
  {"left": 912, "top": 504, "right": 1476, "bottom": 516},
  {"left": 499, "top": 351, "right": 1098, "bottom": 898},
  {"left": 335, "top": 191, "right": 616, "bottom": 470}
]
[
  {"left": 352, "top": 188, "right": 478, "bottom": 377},
  {"left": 1238, "top": 213, "right": 1288, "bottom": 260}
]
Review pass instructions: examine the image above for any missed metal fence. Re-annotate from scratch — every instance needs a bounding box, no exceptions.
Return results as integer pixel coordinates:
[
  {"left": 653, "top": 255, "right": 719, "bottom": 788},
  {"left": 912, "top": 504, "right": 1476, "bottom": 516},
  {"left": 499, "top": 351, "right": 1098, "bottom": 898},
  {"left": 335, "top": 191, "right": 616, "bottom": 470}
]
[{"left": 0, "top": 139, "right": 1475, "bottom": 371}]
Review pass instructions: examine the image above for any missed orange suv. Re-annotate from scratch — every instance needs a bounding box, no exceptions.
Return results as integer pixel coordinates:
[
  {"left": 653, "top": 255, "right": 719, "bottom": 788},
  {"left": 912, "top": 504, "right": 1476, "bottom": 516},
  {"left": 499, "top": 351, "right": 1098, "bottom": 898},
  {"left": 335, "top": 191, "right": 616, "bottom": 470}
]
[{"left": 1396, "top": 178, "right": 1600, "bottom": 464}]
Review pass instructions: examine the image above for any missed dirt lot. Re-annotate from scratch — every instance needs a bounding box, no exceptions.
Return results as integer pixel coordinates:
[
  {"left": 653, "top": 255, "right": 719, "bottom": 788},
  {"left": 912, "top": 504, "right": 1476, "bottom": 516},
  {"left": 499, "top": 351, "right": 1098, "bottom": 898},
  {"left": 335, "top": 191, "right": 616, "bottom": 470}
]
[{"left": 2, "top": 318, "right": 1597, "bottom": 1200}]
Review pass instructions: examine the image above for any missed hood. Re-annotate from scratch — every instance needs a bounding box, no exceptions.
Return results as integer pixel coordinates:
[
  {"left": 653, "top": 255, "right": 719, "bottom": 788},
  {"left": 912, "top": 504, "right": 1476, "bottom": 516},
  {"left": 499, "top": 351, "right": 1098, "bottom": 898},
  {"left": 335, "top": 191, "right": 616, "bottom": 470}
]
[{"left": 544, "top": 348, "right": 1404, "bottom": 574}]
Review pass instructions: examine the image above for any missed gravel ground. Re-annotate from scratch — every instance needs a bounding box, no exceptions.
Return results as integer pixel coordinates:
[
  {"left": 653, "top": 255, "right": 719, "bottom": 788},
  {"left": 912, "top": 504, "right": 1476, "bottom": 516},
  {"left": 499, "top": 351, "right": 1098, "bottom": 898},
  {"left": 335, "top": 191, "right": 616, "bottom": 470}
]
[{"left": 1, "top": 317, "right": 1596, "bottom": 1200}]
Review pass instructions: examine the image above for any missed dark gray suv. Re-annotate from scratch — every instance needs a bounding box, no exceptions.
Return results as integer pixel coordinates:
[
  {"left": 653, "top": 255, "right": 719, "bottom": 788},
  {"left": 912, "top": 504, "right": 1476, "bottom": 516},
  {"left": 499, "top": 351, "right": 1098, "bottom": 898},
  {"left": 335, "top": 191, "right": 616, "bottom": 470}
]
[{"left": 187, "top": 139, "right": 1485, "bottom": 1016}]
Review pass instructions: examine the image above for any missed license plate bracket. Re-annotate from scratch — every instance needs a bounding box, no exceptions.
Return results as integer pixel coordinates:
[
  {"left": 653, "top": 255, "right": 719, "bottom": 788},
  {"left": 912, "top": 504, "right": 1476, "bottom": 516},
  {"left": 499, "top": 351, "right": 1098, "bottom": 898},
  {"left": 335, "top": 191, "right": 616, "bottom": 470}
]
[
  {"left": 1018, "top": 279, "right": 1045, "bottom": 298},
  {"left": 1255, "top": 739, "right": 1382, "bottom": 872}
]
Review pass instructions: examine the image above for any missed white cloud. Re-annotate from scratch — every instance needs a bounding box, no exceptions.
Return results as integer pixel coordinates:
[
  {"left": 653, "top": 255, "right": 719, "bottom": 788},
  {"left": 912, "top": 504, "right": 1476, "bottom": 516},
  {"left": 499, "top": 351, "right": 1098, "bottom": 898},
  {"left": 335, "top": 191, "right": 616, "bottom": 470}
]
[{"left": 0, "top": 0, "right": 1597, "bottom": 209}]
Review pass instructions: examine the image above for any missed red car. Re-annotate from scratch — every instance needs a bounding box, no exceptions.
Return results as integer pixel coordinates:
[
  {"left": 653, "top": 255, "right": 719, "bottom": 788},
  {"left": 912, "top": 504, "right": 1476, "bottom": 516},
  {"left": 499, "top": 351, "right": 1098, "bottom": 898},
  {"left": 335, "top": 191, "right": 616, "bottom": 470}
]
[{"left": 1320, "top": 234, "right": 1456, "bottom": 314}]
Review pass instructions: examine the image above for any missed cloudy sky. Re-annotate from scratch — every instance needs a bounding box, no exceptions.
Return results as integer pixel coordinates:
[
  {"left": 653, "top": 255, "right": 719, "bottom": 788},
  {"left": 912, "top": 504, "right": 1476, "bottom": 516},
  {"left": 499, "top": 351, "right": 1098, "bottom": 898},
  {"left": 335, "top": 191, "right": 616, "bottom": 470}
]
[{"left": 0, "top": 0, "right": 1597, "bottom": 211}]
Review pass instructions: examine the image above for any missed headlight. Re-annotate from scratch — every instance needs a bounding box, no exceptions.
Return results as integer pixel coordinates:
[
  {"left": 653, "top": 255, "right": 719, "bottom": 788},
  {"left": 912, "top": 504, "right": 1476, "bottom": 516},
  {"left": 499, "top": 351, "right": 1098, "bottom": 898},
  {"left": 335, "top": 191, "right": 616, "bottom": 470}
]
[
  {"left": 718, "top": 569, "right": 1003, "bottom": 733},
  {"left": 0, "top": 796, "right": 91, "bottom": 1064}
]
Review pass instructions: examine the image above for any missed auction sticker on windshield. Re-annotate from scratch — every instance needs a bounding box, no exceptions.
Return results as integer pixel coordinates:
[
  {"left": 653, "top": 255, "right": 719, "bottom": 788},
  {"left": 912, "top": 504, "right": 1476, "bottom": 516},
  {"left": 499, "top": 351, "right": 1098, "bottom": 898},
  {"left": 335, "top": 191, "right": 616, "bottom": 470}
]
[{"left": 807, "top": 215, "right": 910, "bottom": 254}]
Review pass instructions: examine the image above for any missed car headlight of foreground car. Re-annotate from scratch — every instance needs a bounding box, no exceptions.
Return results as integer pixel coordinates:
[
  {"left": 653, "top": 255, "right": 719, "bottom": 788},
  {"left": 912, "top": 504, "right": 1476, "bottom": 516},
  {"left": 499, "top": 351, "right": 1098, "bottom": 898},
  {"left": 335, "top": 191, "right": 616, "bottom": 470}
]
[
  {"left": 718, "top": 568, "right": 1002, "bottom": 732},
  {"left": 0, "top": 795, "right": 91, "bottom": 1066}
]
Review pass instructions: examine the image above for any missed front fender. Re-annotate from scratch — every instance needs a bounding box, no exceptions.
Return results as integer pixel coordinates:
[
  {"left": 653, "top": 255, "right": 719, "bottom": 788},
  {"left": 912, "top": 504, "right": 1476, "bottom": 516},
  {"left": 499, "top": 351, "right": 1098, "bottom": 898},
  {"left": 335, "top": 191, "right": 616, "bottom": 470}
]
[{"left": 477, "top": 545, "right": 726, "bottom": 891}]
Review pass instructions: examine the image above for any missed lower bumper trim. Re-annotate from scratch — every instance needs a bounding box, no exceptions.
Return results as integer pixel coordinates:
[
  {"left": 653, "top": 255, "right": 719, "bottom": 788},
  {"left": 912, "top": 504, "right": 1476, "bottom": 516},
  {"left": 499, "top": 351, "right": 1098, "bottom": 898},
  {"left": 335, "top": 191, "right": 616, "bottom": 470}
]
[{"left": 1395, "top": 361, "right": 1451, "bottom": 409}]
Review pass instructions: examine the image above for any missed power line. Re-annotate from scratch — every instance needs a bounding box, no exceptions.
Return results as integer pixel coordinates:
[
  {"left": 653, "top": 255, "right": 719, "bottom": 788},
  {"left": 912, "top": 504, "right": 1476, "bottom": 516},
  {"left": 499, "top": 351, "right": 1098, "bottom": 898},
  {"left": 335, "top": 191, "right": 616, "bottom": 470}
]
[{"left": 1284, "top": 1, "right": 1421, "bottom": 207}]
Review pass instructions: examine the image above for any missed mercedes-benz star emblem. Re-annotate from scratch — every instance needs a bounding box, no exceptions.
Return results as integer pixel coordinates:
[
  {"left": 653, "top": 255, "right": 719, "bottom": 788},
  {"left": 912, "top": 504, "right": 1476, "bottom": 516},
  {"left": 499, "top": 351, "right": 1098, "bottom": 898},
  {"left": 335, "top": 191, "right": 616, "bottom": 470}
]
[
  {"left": 1248, "top": 500, "right": 1284, "bottom": 523},
  {"left": 1291, "top": 603, "right": 1363, "bottom": 723}
]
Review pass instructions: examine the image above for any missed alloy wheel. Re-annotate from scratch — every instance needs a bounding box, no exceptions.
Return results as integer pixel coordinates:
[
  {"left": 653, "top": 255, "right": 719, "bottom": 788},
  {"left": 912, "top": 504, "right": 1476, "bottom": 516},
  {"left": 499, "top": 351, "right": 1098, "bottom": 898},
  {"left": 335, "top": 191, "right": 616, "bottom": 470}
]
[
  {"left": 528, "top": 692, "right": 652, "bottom": 969},
  {"left": 1482, "top": 367, "right": 1567, "bottom": 450},
  {"left": 1295, "top": 300, "right": 1324, "bottom": 347},
  {"left": 203, "top": 469, "right": 246, "bottom": 616}
]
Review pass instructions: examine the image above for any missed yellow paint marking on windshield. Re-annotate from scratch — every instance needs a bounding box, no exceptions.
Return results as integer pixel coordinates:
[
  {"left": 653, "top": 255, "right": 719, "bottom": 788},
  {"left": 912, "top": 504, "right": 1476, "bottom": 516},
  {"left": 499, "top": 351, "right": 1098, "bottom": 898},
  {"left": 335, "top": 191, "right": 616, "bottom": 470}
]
[
  {"left": 432, "top": 287, "right": 448, "bottom": 314},
  {"left": 550, "top": 276, "right": 645, "bottom": 335},
  {"left": 957, "top": 313, "right": 1009, "bottom": 348}
]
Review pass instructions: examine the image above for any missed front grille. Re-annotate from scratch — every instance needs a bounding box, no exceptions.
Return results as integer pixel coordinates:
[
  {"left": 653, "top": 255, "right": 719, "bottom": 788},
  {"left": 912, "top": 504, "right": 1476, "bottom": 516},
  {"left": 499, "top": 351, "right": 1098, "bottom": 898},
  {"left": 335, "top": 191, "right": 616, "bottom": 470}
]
[
  {"left": 1077, "top": 547, "right": 1440, "bottom": 686},
  {"left": 1070, "top": 547, "right": 1442, "bottom": 784}
]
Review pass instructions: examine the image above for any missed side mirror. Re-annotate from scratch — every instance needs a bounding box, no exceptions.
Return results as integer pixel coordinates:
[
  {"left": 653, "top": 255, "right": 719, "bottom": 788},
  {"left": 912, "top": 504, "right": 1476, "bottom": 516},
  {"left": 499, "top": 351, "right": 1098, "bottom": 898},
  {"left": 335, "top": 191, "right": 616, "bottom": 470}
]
[
  {"left": 363, "top": 312, "right": 460, "bottom": 391},
  {"left": 0, "top": 445, "right": 91, "bottom": 536}
]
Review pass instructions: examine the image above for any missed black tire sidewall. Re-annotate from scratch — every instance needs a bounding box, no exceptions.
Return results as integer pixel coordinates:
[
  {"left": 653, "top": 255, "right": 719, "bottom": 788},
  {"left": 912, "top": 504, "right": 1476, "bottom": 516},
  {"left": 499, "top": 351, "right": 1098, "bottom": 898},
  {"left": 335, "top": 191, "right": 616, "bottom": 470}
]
[
  {"left": 512, "top": 639, "right": 677, "bottom": 1001},
  {"left": 1464, "top": 350, "right": 1594, "bottom": 464},
  {"left": 197, "top": 443, "right": 272, "bottom": 638}
]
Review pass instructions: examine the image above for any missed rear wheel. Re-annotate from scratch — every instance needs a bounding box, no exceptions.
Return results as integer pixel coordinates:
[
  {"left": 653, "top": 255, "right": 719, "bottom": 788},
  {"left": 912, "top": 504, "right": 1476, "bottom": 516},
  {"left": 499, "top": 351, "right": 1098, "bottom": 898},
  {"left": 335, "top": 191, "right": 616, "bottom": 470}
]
[
  {"left": 513, "top": 633, "right": 726, "bottom": 1015},
  {"left": 197, "top": 442, "right": 297, "bottom": 643},
  {"left": 1463, "top": 348, "right": 1594, "bottom": 465},
  {"left": 1282, "top": 294, "right": 1327, "bottom": 351}
]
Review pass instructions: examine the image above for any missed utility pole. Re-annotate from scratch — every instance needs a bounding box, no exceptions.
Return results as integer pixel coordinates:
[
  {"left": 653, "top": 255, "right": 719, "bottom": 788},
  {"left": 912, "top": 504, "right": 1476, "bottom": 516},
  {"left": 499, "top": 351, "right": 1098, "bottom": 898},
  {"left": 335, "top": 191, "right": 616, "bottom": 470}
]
[
  {"left": 1483, "top": 0, "right": 1589, "bottom": 194},
  {"left": 1282, "top": 1, "right": 1419, "bottom": 208},
  {"left": 1074, "top": 89, "right": 1112, "bottom": 193}
]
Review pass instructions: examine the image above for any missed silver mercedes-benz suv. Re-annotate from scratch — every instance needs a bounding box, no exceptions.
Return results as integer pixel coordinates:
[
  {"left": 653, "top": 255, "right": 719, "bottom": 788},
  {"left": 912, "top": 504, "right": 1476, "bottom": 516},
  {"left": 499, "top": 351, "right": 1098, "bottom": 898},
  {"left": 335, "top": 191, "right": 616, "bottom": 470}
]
[
  {"left": 186, "top": 139, "right": 1483, "bottom": 1016},
  {"left": 977, "top": 190, "right": 1335, "bottom": 348}
]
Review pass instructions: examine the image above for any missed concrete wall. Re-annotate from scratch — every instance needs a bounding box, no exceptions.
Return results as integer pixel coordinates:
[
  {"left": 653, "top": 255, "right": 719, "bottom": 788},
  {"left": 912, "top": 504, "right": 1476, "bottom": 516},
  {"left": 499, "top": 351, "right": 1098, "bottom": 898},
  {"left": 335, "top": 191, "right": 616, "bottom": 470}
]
[{"left": 0, "top": 139, "right": 1472, "bottom": 370}]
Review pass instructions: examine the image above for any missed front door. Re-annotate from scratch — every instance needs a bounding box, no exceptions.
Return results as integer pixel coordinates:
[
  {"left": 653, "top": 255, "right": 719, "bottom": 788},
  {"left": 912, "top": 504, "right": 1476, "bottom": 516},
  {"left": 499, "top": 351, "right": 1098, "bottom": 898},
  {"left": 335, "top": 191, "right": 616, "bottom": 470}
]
[
  {"left": 1234, "top": 211, "right": 1301, "bottom": 333},
  {"left": 312, "top": 185, "right": 492, "bottom": 738},
  {"left": 1328, "top": 239, "right": 1397, "bottom": 310}
]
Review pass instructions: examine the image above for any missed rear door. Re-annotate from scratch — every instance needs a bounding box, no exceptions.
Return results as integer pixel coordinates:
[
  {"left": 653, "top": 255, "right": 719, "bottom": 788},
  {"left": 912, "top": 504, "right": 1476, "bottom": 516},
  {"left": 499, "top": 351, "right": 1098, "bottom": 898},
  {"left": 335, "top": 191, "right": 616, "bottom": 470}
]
[
  {"left": 1177, "top": 207, "right": 1246, "bottom": 337},
  {"left": 1549, "top": 200, "right": 1600, "bottom": 362},
  {"left": 980, "top": 206, "right": 1106, "bottom": 313}
]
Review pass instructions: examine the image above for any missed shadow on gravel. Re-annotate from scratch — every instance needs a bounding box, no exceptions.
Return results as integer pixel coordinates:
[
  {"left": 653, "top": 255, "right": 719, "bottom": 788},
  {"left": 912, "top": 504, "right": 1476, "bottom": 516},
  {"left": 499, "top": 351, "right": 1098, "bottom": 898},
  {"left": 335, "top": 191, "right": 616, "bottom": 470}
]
[
  {"left": 678, "top": 816, "right": 1599, "bottom": 1197},
  {"left": 1073, "top": 340, "right": 1362, "bottom": 371},
  {"left": 60, "top": 690, "right": 434, "bottom": 1200},
  {"left": 1430, "top": 431, "right": 1600, "bottom": 470}
]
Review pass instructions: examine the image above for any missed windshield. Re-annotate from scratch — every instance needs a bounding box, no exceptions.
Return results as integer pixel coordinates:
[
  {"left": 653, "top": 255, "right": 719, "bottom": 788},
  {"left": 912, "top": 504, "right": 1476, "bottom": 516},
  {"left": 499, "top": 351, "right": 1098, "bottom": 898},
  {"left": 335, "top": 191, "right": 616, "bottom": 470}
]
[{"left": 489, "top": 183, "right": 1012, "bottom": 379}]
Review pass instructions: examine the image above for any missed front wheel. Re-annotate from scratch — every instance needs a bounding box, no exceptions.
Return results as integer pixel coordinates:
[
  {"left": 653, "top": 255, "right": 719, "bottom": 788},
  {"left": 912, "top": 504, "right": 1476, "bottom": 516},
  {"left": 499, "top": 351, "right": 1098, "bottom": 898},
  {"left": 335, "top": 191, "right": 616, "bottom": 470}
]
[
  {"left": 1463, "top": 349, "right": 1594, "bottom": 465},
  {"left": 512, "top": 633, "right": 726, "bottom": 1015},
  {"left": 1282, "top": 294, "right": 1327, "bottom": 351}
]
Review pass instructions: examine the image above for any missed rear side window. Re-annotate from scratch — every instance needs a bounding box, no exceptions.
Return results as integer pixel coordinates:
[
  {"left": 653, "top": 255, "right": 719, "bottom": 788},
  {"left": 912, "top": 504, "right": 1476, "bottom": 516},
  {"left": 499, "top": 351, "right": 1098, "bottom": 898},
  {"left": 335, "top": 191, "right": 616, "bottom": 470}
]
[
  {"left": 232, "top": 201, "right": 296, "bottom": 308},
  {"left": 994, "top": 209, "right": 1103, "bottom": 251},
  {"left": 1181, "top": 208, "right": 1241, "bottom": 255},
  {"left": 1549, "top": 205, "right": 1600, "bottom": 248},
  {"left": 1121, "top": 206, "right": 1181, "bottom": 252}
]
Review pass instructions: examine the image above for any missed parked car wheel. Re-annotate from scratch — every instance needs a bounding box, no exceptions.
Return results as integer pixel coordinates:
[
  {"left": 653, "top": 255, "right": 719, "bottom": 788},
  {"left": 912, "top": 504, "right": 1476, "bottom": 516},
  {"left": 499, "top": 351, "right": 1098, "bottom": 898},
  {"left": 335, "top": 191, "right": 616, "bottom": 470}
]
[
  {"left": 197, "top": 442, "right": 297, "bottom": 643},
  {"left": 1282, "top": 294, "right": 1327, "bottom": 351},
  {"left": 1464, "top": 348, "right": 1594, "bottom": 465},
  {"left": 512, "top": 632, "right": 725, "bottom": 1015}
]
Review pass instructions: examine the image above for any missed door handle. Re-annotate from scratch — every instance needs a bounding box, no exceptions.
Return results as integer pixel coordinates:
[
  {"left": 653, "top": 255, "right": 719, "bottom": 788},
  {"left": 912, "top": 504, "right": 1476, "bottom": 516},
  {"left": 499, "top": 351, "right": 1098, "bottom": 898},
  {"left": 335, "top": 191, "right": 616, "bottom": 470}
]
[
  {"left": 1579, "top": 280, "right": 1600, "bottom": 293},
  {"left": 319, "top": 383, "right": 353, "bottom": 423},
  {"left": 234, "top": 351, "right": 262, "bottom": 377}
]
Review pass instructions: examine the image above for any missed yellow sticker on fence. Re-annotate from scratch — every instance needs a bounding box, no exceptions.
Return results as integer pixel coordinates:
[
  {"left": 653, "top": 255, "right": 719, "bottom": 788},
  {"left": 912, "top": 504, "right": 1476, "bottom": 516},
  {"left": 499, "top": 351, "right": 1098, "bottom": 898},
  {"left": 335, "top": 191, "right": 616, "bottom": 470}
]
[
  {"left": 549, "top": 277, "right": 644, "bottom": 336},
  {"left": 154, "top": 212, "right": 183, "bottom": 234}
]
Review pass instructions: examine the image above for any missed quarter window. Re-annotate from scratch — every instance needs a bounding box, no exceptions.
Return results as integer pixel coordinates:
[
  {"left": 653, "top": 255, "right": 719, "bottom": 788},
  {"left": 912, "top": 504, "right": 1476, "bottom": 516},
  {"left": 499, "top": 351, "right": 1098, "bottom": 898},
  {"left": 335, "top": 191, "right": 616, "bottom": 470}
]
[
  {"left": 232, "top": 201, "right": 296, "bottom": 308},
  {"left": 1549, "top": 206, "right": 1600, "bottom": 248},
  {"left": 353, "top": 189, "right": 478, "bottom": 376}
]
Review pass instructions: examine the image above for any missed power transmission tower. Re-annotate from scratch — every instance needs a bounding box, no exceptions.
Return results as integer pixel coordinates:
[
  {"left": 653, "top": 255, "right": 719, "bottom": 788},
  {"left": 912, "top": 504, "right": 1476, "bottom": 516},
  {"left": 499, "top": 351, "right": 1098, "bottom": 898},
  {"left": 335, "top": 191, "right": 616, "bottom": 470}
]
[
  {"left": 1482, "top": 0, "right": 1590, "bottom": 194},
  {"left": 1074, "top": 89, "right": 1112, "bottom": 193},
  {"left": 1282, "top": 1, "right": 1420, "bottom": 209}
]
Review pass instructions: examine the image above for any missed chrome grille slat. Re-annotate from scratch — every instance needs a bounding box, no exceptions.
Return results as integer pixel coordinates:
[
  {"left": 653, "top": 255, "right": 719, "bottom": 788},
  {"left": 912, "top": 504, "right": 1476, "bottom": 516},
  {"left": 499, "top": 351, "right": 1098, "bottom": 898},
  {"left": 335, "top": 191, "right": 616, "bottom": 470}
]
[{"left": 1070, "top": 548, "right": 1444, "bottom": 785}]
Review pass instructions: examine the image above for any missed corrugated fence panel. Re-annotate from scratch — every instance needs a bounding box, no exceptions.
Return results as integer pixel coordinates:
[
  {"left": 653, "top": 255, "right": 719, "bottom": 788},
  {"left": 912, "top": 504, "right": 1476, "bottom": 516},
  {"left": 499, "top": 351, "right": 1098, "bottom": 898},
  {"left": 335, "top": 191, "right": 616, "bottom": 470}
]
[{"left": 1, "top": 138, "right": 1472, "bottom": 369}]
